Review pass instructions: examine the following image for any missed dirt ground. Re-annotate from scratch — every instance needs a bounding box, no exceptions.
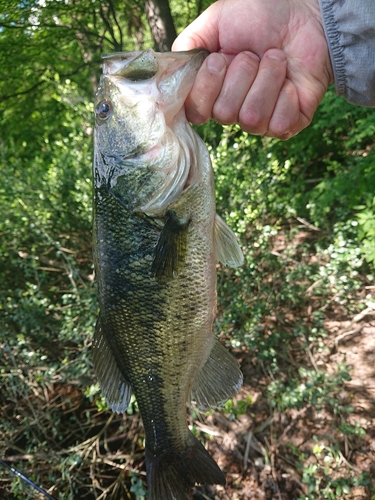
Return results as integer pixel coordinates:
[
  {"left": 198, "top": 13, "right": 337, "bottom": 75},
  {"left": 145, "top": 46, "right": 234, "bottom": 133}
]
[
  {"left": 190, "top": 316, "right": 375, "bottom": 500},
  {"left": 2, "top": 311, "right": 374, "bottom": 500}
]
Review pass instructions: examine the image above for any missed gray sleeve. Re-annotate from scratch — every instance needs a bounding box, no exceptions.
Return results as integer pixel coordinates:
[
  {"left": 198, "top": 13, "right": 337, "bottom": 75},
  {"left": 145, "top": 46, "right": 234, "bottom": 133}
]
[{"left": 319, "top": 0, "right": 375, "bottom": 107}]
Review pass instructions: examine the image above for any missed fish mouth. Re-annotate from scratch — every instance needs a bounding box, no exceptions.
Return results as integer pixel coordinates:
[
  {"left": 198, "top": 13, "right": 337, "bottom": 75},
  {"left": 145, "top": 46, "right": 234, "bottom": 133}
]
[
  {"left": 102, "top": 48, "right": 208, "bottom": 80},
  {"left": 102, "top": 49, "right": 159, "bottom": 80},
  {"left": 102, "top": 48, "right": 209, "bottom": 121}
]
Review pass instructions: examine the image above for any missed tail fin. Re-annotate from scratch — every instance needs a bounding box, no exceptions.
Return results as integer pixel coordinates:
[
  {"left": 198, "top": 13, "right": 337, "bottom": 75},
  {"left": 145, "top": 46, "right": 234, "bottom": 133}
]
[{"left": 145, "top": 432, "right": 225, "bottom": 500}]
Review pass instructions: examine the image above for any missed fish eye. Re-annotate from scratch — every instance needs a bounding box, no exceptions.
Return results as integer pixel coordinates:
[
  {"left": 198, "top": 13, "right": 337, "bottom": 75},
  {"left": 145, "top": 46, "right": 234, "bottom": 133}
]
[{"left": 96, "top": 100, "right": 112, "bottom": 120}]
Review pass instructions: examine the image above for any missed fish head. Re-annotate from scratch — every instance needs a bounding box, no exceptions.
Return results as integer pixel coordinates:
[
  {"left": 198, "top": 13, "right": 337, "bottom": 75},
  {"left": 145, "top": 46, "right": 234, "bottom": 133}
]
[{"left": 94, "top": 48, "right": 208, "bottom": 213}]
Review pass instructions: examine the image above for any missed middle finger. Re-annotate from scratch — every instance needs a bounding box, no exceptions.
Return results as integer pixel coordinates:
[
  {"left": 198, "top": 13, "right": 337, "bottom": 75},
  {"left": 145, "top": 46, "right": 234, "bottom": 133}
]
[{"left": 213, "top": 51, "right": 260, "bottom": 125}]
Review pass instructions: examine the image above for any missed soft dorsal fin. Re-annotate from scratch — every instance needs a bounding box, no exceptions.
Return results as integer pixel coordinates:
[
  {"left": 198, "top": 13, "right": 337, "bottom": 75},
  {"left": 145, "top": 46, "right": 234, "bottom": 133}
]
[
  {"left": 191, "top": 338, "right": 243, "bottom": 409},
  {"left": 93, "top": 316, "right": 132, "bottom": 413},
  {"left": 151, "top": 210, "right": 190, "bottom": 279},
  {"left": 214, "top": 213, "right": 244, "bottom": 268}
]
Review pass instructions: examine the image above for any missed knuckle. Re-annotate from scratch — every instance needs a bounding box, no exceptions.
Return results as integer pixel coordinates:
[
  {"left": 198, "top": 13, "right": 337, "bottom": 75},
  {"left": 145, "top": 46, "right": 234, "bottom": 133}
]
[
  {"left": 185, "top": 98, "right": 211, "bottom": 125},
  {"left": 187, "top": 112, "right": 208, "bottom": 125},
  {"left": 189, "top": 103, "right": 212, "bottom": 124},
  {"left": 234, "top": 51, "right": 259, "bottom": 77},
  {"left": 239, "top": 107, "right": 267, "bottom": 135},
  {"left": 268, "top": 117, "right": 298, "bottom": 140},
  {"left": 239, "top": 51, "right": 259, "bottom": 67},
  {"left": 213, "top": 102, "right": 238, "bottom": 125}
]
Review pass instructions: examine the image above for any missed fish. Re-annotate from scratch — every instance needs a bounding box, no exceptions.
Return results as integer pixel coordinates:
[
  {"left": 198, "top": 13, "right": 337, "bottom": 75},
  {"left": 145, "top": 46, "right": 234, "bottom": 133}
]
[{"left": 92, "top": 48, "right": 244, "bottom": 500}]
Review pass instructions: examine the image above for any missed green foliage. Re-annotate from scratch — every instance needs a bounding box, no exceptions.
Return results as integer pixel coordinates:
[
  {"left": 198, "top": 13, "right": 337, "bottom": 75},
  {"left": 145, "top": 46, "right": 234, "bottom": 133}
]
[
  {"left": 1, "top": 1, "right": 375, "bottom": 498},
  {"left": 267, "top": 364, "right": 352, "bottom": 412},
  {"left": 356, "top": 195, "right": 375, "bottom": 266},
  {"left": 295, "top": 437, "right": 371, "bottom": 500},
  {"left": 221, "top": 396, "right": 253, "bottom": 421},
  {"left": 130, "top": 473, "right": 147, "bottom": 500}
]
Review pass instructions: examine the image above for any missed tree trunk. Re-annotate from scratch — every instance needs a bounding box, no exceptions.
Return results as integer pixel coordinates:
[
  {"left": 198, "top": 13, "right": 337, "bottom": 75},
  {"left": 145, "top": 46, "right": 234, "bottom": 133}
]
[{"left": 145, "top": 0, "right": 177, "bottom": 52}]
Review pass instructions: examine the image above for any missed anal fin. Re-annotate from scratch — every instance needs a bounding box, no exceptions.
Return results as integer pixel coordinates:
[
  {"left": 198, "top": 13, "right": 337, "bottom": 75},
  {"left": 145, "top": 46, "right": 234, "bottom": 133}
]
[
  {"left": 191, "top": 339, "right": 243, "bottom": 410},
  {"left": 93, "top": 316, "right": 132, "bottom": 413}
]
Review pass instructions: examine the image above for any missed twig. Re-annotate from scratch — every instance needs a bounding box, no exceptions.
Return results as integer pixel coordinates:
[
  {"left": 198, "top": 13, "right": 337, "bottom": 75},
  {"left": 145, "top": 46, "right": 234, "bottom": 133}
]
[
  {"left": 193, "top": 422, "right": 222, "bottom": 437},
  {"left": 264, "top": 437, "right": 282, "bottom": 500},
  {"left": 259, "top": 360, "right": 275, "bottom": 381},
  {"left": 305, "top": 279, "right": 323, "bottom": 295},
  {"left": 95, "top": 475, "right": 119, "bottom": 500},
  {"left": 253, "top": 415, "right": 274, "bottom": 435},
  {"left": 243, "top": 431, "right": 253, "bottom": 470},
  {"left": 319, "top": 292, "right": 340, "bottom": 311},
  {"left": 295, "top": 217, "right": 320, "bottom": 231},
  {"left": 269, "top": 250, "right": 300, "bottom": 265},
  {"left": 278, "top": 455, "right": 308, "bottom": 494},
  {"left": 338, "top": 450, "right": 358, "bottom": 472},
  {"left": 344, "top": 434, "right": 349, "bottom": 458},
  {"left": 275, "top": 406, "right": 310, "bottom": 446},
  {"left": 248, "top": 434, "right": 267, "bottom": 457},
  {"left": 335, "top": 325, "right": 364, "bottom": 346},
  {"left": 334, "top": 302, "right": 375, "bottom": 346},
  {"left": 67, "top": 413, "right": 115, "bottom": 459},
  {"left": 0, "top": 454, "right": 34, "bottom": 462},
  {"left": 304, "top": 337, "right": 319, "bottom": 372}
]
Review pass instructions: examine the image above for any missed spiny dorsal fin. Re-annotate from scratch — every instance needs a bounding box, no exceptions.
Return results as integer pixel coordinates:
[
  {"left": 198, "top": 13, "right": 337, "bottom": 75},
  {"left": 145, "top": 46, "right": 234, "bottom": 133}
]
[
  {"left": 214, "top": 213, "right": 244, "bottom": 268},
  {"left": 191, "top": 338, "right": 243, "bottom": 410},
  {"left": 151, "top": 210, "right": 190, "bottom": 279},
  {"left": 93, "top": 316, "right": 132, "bottom": 413}
]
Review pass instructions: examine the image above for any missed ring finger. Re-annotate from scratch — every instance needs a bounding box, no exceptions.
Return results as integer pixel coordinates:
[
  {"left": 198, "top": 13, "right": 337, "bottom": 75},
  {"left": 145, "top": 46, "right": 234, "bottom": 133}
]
[{"left": 212, "top": 51, "right": 260, "bottom": 125}]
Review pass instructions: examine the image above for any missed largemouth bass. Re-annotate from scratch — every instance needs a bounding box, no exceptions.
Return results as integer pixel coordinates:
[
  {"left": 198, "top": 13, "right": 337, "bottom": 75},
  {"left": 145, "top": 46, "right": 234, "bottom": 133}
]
[{"left": 93, "top": 48, "right": 244, "bottom": 500}]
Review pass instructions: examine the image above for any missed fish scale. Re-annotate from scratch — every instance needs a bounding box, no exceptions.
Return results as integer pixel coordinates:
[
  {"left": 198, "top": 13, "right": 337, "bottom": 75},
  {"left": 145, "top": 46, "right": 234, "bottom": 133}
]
[{"left": 93, "top": 48, "right": 244, "bottom": 499}]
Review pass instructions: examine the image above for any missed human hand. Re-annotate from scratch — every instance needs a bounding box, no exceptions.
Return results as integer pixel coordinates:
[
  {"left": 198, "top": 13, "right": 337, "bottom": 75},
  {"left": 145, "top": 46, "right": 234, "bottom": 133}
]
[{"left": 172, "top": 0, "right": 334, "bottom": 140}]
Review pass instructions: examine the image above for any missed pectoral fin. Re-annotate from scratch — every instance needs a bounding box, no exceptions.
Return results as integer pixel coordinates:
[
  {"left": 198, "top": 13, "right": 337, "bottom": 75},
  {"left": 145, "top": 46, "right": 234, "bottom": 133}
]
[
  {"left": 215, "top": 213, "right": 244, "bottom": 268},
  {"left": 151, "top": 210, "right": 190, "bottom": 279},
  {"left": 93, "top": 316, "right": 132, "bottom": 413},
  {"left": 191, "top": 339, "right": 243, "bottom": 409}
]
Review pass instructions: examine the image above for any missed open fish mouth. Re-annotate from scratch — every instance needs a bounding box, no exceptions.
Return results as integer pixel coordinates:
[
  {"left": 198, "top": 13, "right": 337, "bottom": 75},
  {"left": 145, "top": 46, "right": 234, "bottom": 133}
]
[
  {"left": 101, "top": 48, "right": 209, "bottom": 125},
  {"left": 101, "top": 48, "right": 208, "bottom": 80},
  {"left": 102, "top": 49, "right": 159, "bottom": 79}
]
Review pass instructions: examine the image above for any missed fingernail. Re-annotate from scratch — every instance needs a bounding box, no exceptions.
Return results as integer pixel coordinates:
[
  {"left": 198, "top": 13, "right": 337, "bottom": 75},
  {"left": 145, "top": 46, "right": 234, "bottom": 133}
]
[
  {"left": 206, "top": 53, "right": 226, "bottom": 73},
  {"left": 266, "top": 49, "right": 286, "bottom": 62},
  {"left": 242, "top": 51, "right": 260, "bottom": 62}
]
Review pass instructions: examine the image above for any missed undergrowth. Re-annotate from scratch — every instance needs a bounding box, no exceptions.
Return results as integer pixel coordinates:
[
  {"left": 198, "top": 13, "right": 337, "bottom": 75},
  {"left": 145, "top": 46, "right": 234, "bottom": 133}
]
[{"left": 1, "top": 76, "right": 375, "bottom": 500}]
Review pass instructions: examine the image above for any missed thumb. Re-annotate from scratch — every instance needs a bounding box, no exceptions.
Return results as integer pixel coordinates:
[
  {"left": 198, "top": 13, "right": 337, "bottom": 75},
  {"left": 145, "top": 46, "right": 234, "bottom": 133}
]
[{"left": 172, "top": 3, "right": 221, "bottom": 52}]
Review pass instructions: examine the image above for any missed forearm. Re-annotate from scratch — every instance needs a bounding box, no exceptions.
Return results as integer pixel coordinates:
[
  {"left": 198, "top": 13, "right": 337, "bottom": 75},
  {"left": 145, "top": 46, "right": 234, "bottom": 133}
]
[{"left": 319, "top": 0, "right": 375, "bottom": 107}]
